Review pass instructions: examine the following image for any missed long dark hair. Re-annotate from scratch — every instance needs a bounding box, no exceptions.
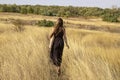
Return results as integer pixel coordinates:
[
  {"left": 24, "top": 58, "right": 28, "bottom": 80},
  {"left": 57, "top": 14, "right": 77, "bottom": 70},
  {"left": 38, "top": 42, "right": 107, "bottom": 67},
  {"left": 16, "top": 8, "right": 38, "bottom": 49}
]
[{"left": 50, "top": 18, "right": 64, "bottom": 38}]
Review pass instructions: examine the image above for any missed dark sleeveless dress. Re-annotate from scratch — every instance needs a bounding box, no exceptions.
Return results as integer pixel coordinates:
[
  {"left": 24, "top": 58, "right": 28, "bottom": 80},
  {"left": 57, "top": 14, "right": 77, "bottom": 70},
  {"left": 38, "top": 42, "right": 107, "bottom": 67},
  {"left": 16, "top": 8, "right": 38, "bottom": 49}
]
[{"left": 50, "top": 29, "right": 64, "bottom": 66}]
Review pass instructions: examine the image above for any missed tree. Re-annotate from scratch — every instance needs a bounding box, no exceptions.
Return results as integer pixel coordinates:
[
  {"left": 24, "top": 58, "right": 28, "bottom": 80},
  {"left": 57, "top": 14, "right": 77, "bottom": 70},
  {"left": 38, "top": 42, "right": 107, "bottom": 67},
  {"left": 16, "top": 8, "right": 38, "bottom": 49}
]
[
  {"left": 0, "top": 4, "right": 7, "bottom": 12},
  {"left": 10, "top": 4, "right": 17, "bottom": 12},
  {"left": 102, "top": 13, "right": 118, "bottom": 22},
  {"left": 65, "top": 11, "right": 71, "bottom": 18},
  {"left": 0, "top": 4, "right": 119, "bottom": 23},
  {"left": 57, "top": 8, "right": 65, "bottom": 17},
  {"left": 27, "top": 6, "right": 34, "bottom": 13},
  {"left": 20, "top": 7, "right": 27, "bottom": 14},
  {"left": 33, "top": 7, "right": 40, "bottom": 14}
]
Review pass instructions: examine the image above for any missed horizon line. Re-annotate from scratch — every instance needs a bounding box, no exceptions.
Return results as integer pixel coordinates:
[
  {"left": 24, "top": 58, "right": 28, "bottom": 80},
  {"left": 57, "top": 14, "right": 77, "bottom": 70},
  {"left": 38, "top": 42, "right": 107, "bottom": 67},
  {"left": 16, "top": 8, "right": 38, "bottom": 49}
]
[{"left": 0, "top": 3, "right": 117, "bottom": 9}]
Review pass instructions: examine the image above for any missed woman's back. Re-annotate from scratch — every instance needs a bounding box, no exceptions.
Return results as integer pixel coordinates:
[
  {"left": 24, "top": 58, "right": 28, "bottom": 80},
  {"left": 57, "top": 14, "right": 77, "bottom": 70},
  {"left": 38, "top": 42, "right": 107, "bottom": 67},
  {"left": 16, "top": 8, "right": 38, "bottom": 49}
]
[{"left": 54, "top": 27, "right": 64, "bottom": 38}]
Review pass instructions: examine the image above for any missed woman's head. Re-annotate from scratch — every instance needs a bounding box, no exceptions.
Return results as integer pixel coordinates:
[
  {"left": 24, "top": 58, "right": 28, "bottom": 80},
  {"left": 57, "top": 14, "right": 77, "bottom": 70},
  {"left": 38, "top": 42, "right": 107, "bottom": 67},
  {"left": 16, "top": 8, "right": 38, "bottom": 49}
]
[
  {"left": 56, "top": 18, "right": 63, "bottom": 28},
  {"left": 50, "top": 18, "right": 64, "bottom": 38}
]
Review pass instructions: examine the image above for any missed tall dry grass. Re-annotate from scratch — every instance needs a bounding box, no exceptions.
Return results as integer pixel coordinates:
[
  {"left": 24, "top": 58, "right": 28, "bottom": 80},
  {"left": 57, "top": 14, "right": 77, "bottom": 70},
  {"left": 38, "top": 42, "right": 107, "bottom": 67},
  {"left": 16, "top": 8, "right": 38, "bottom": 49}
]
[
  {"left": 0, "top": 22, "right": 120, "bottom": 80},
  {"left": 64, "top": 29, "right": 120, "bottom": 80}
]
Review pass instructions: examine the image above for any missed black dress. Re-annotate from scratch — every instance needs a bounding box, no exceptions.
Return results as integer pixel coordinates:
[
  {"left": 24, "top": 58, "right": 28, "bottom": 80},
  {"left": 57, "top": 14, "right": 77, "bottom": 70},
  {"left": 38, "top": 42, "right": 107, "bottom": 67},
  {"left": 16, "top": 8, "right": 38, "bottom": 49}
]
[{"left": 50, "top": 29, "right": 64, "bottom": 67}]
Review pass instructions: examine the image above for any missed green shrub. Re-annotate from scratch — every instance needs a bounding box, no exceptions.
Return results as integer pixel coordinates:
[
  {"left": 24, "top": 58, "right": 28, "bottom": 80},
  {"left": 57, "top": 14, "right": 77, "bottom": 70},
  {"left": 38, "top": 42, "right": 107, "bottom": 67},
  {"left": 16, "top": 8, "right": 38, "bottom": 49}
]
[
  {"left": 37, "top": 19, "right": 54, "bottom": 27},
  {"left": 102, "top": 13, "right": 119, "bottom": 22}
]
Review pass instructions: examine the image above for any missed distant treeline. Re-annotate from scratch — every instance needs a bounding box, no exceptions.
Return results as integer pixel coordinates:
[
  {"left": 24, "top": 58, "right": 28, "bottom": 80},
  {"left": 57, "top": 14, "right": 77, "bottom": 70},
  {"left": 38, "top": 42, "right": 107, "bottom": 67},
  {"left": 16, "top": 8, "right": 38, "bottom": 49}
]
[{"left": 0, "top": 4, "right": 120, "bottom": 22}]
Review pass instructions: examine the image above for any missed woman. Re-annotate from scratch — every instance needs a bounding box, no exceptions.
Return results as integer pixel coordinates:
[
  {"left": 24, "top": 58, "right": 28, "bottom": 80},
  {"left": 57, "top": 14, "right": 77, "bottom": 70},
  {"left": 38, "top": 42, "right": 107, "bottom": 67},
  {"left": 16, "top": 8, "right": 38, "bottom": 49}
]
[{"left": 49, "top": 18, "right": 69, "bottom": 76}]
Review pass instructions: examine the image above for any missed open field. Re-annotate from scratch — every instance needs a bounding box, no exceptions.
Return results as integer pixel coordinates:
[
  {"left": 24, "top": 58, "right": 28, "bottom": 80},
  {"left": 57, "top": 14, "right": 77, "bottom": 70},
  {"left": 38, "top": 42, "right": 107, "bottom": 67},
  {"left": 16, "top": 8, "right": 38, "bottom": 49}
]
[
  {"left": 0, "top": 13, "right": 120, "bottom": 34},
  {"left": 0, "top": 12, "right": 120, "bottom": 27},
  {"left": 0, "top": 13, "right": 120, "bottom": 80}
]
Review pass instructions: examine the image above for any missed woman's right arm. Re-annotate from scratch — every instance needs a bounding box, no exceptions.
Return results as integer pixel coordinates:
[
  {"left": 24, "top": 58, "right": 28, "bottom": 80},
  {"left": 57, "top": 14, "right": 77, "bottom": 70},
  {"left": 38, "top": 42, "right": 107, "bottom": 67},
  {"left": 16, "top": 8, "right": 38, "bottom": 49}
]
[
  {"left": 49, "top": 36, "right": 54, "bottom": 49},
  {"left": 63, "top": 28, "right": 69, "bottom": 49},
  {"left": 49, "top": 28, "right": 54, "bottom": 49}
]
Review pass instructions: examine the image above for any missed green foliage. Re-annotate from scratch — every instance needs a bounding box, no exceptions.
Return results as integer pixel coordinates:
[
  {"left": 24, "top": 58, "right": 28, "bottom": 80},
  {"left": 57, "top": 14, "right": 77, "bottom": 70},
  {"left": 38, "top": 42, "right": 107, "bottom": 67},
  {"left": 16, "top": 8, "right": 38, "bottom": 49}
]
[
  {"left": 57, "top": 8, "right": 65, "bottom": 17},
  {"left": 0, "top": 4, "right": 120, "bottom": 22},
  {"left": 33, "top": 7, "right": 40, "bottom": 14},
  {"left": 37, "top": 19, "right": 54, "bottom": 27},
  {"left": 0, "top": 4, "right": 7, "bottom": 12},
  {"left": 27, "top": 6, "right": 34, "bottom": 13},
  {"left": 102, "top": 14, "right": 118, "bottom": 22},
  {"left": 20, "top": 7, "right": 27, "bottom": 14},
  {"left": 102, "top": 10, "right": 119, "bottom": 22},
  {"left": 65, "top": 11, "right": 71, "bottom": 18},
  {"left": 41, "top": 10, "right": 54, "bottom": 16}
]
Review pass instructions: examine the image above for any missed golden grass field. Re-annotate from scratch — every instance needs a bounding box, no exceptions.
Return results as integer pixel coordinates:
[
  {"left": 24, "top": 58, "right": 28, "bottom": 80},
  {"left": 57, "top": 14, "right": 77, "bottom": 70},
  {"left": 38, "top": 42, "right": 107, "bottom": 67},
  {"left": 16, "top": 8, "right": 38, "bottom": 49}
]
[{"left": 0, "top": 13, "right": 120, "bottom": 80}]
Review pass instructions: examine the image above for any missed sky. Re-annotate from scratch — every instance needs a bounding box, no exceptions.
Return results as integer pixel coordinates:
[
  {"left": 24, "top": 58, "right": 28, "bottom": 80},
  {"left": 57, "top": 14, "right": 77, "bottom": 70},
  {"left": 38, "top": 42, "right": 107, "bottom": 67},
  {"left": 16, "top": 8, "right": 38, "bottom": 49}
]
[{"left": 0, "top": 0, "right": 120, "bottom": 8}]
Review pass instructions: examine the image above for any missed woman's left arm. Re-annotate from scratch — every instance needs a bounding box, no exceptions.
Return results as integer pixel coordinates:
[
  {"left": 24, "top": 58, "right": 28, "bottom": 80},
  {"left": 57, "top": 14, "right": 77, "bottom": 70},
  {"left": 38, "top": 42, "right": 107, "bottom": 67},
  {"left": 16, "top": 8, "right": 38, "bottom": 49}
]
[{"left": 63, "top": 28, "right": 69, "bottom": 49}]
